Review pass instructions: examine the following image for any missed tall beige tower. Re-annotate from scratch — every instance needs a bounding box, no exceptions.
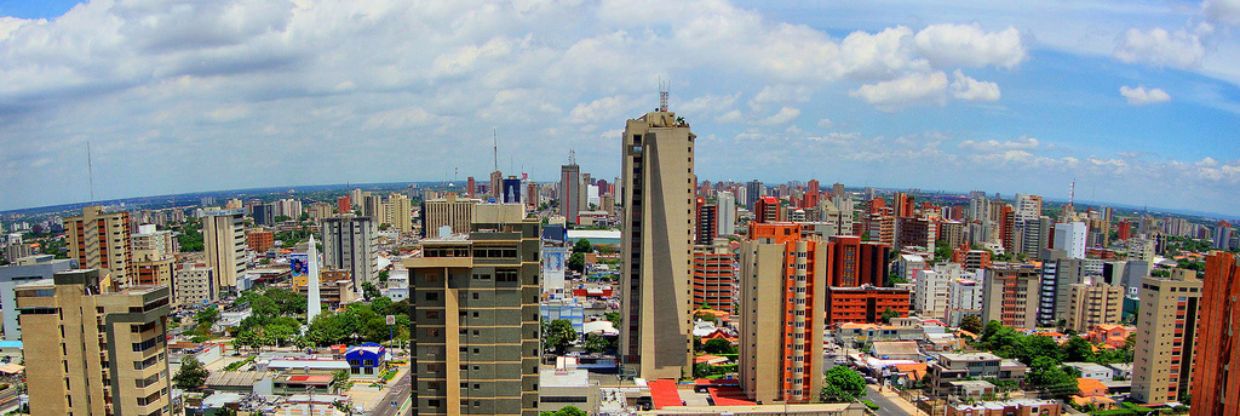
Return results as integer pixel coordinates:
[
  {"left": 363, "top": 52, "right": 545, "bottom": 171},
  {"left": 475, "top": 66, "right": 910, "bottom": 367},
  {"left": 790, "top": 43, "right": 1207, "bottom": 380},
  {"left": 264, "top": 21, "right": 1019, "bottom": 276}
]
[
  {"left": 18, "top": 269, "right": 173, "bottom": 416},
  {"left": 202, "top": 209, "right": 245, "bottom": 293},
  {"left": 1132, "top": 270, "right": 1201, "bottom": 406},
  {"left": 619, "top": 103, "right": 696, "bottom": 380},
  {"left": 63, "top": 206, "right": 134, "bottom": 285},
  {"left": 383, "top": 192, "right": 413, "bottom": 233}
]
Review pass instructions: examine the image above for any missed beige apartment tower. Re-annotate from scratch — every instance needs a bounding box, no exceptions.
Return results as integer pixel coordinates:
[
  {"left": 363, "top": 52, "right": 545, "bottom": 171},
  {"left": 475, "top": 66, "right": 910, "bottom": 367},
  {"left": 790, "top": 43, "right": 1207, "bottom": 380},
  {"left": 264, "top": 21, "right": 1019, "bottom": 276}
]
[
  {"left": 202, "top": 209, "right": 245, "bottom": 293},
  {"left": 409, "top": 210, "right": 540, "bottom": 415},
  {"left": 1132, "top": 270, "right": 1201, "bottom": 406},
  {"left": 18, "top": 269, "right": 172, "bottom": 416},
  {"left": 619, "top": 106, "right": 696, "bottom": 380},
  {"left": 383, "top": 193, "right": 414, "bottom": 233},
  {"left": 422, "top": 193, "right": 481, "bottom": 237},
  {"left": 64, "top": 206, "right": 135, "bottom": 286},
  {"left": 1066, "top": 281, "right": 1124, "bottom": 333},
  {"left": 980, "top": 263, "right": 1040, "bottom": 329}
]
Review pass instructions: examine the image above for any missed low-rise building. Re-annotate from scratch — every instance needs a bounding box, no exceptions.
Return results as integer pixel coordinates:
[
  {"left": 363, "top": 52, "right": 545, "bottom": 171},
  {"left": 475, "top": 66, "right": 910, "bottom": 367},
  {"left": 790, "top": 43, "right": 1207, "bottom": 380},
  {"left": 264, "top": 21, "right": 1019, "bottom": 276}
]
[
  {"left": 926, "top": 353, "right": 1027, "bottom": 399},
  {"left": 943, "top": 399, "right": 1061, "bottom": 416}
]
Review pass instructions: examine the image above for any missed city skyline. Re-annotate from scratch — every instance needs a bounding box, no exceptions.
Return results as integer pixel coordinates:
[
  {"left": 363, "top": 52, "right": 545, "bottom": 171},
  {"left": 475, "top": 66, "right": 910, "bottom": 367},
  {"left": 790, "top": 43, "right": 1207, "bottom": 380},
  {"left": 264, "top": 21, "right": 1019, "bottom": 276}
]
[{"left": 1, "top": 1, "right": 1238, "bottom": 215}]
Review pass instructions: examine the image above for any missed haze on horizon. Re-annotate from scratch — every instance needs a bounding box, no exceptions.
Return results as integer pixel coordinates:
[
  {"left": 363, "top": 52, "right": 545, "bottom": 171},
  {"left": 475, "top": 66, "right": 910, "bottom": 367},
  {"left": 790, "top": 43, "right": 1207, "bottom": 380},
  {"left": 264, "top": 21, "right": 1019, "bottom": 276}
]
[{"left": 1, "top": 0, "right": 1238, "bottom": 216}]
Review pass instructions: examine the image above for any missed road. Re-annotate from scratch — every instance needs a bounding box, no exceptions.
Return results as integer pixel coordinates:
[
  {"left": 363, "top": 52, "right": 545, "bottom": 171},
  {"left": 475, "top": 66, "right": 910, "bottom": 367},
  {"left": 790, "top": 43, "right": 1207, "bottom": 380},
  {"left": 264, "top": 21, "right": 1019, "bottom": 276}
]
[
  {"left": 864, "top": 386, "right": 915, "bottom": 416},
  {"left": 371, "top": 372, "right": 412, "bottom": 416}
]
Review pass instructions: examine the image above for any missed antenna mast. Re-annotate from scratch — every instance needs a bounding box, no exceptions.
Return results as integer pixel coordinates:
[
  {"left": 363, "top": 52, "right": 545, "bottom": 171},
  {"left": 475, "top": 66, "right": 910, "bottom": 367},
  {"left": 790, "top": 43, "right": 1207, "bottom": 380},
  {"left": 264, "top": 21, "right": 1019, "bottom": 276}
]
[
  {"left": 569, "top": 149, "right": 576, "bottom": 166},
  {"left": 493, "top": 129, "right": 499, "bottom": 172},
  {"left": 87, "top": 141, "right": 95, "bottom": 202},
  {"left": 658, "top": 78, "right": 669, "bottom": 112}
]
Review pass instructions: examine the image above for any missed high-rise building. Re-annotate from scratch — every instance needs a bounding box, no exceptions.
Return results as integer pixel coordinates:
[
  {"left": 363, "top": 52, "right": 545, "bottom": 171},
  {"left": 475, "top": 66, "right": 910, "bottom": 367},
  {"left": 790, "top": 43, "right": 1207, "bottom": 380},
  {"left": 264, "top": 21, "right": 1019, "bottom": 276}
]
[
  {"left": 619, "top": 107, "right": 695, "bottom": 380},
  {"left": 695, "top": 197, "right": 718, "bottom": 245},
  {"left": 803, "top": 179, "right": 820, "bottom": 209},
  {"left": 350, "top": 188, "right": 364, "bottom": 209},
  {"left": 362, "top": 192, "right": 383, "bottom": 219},
  {"left": 18, "top": 269, "right": 172, "bottom": 416},
  {"left": 408, "top": 210, "right": 539, "bottom": 416},
  {"left": 717, "top": 191, "right": 736, "bottom": 236},
  {"left": 1054, "top": 222, "right": 1087, "bottom": 259},
  {"left": 1214, "top": 220, "right": 1233, "bottom": 250},
  {"left": 915, "top": 263, "right": 962, "bottom": 320},
  {"left": 1037, "top": 252, "right": 1089, "bottom": 327},
  {"left": 560, "top": 163, "right": 580, "bottom": 224},
  {"left": 252, "top": 202, "right": 275, "bottom": 226},
  {"left": 1188, "top": 252, "right": 1240, "bottom": 415},
  {"left": 894, "top": 192, "right": 914, "bottom": 218},
  {"left": 0, "top": 255, "right": 72, "bottom": 340},
  {"left": 337, "top": 195, "right": 351, "bottom": 214},
  {"left": 320, "top": 215, "right": 378, "bottom": 293},
  {"left": 895, "top": 217, "right": 936, "bottom": 253},
  {"left": 693, "top": 243, "right": 736, "bottom": 314},
  {"left": 746, "top": 180, "right": 764, "bottom": 210},
  {"left": 490, "top": 170, "right": 503, "bottom": 200},
  {"left": 1066, "top": 280, "right": 1124, "bottom": 332},
  {"left": 1014, "top": 194, "right": 1043, "bottom": 226},
  {"left": 738, "top": 222, "right": 825, "bottom": 403},
  {"left": 64, "top": 206, "right": 134, "bottom": 286},
  {"left": 383, "top": 193, "right": 414, "bottom": 234},
  {"left": 947, "top": 274, "right": 985, "bottom": 327},
  {"left": 1132, "top": 270, "right": 1201, "bottom": 406},
  {"left": 202, "top": 209, "right": 245, "bottom": 293},
  {"left": 467, "top": 176, "right": 477, "bottom": 197},
  {"left": 998, "top": 204, "right": 1017, "bottom": 254},
  {"left": 754, "top": 195, "right": 782, "bottom": 223},
  {"left": 827, "top": 235, "right": 890, "bottom": 287},
  {"left": 981, "top": 263, "right": 1041, "bottom": 329},
  {"left": 422, "top": 193, "right": 480, "bottom": 237},
  {"left": 132, "top": 224, "right": 175, "bottom": 300},
  {"left": 1020, "top": 216, "right": 1051, "bottom": 260},
  {"left": 175, "top": 263, "right": 216, "bottom": 305},
  {"left": 502, "top": 176, "right": 522, "bottom": 204}
]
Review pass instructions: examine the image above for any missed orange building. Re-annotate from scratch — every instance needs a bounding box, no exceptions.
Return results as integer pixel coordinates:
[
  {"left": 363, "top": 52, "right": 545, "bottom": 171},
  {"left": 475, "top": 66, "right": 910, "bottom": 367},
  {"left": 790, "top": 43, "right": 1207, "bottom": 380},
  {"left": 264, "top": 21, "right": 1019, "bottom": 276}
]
[
  {"left": 753, "top": 196, "right": 781, "bottom": 223},
  {"left": 1085, "top": 324, "right": 1135, "bottom": 349},
  {"left": 827, "top": 235, "right": 891, "bottom": 287},
  {"left": 894, "top": 192, "right": 914, "bottom": 218},
  {"left": 692, "top": 246, "right": 735, "bottom": 314},
  {"left": 336, "top": 195, "right": 350, "bottom": 214},
  {"left": 825, "top": 285, "right": 910, "bottom": 326},
  {"left": 247, "top": 229, "right": 274, "bottom": 252},
  {"left": 803, "top": 179, "right": 820, "bottom": 209},
  {"left": 1189, "top": 252, "right": 1240, "bottom": 416}
]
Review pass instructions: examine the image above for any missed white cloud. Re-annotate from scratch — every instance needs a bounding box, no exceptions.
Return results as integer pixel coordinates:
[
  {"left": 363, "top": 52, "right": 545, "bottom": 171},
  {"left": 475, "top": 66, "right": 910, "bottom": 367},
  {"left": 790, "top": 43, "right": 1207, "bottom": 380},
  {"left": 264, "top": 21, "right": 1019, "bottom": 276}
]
[
  {"left": 716, "top": 110, "right": 743, "bottom": 123},
  {"left": 1114, "top": 27, "right": 1206, "bottom": 68},
  {"left": 756, "top": 106, "right": 800, "bottom": 125},
  {"left": 849, "top": 71, "right": 947, "bottom": 110},
  {"left": 913, "top": 24, "right": 1026, "bottom": 69},
  {"left": 1204, "top": 0, "right": 1240, "bottom": 26},
  {"left": 569, "top": 95, "right": 634, "bottom": 124},
  {"left": 950, "top": 70, "right": 1001, "bottom": 102},
  {"left": 1119, "top": 85, "right": 1172, "bottom": 105},
  {"left": 816, "top": 118, "right": 833, "bottom": 128},
  {"left": 958, "top": 136, "right": 1040, "bottom": 151}
]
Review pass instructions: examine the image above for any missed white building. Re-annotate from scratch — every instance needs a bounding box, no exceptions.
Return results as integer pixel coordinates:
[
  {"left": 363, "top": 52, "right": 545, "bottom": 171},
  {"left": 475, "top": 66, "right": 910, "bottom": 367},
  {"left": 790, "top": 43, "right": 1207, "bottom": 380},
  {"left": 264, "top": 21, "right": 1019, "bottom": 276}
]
[
  {"left": 915, "top": 263, "right": 963, "bottom": 321},
  {"left": 176, "top": 265, "right": 216, "bottom": 305},
  {"left": 947, "top": 270, "right": 986, "bottom": 327},
  {"left": 1054, "top": 222, "right": 1087, "bottom": 260},
  {"left": 717, "top": 191, "right": 736, "bottom": 236},
  {"left": 385, "top": 269, "right": 409, "bottom": 301}
]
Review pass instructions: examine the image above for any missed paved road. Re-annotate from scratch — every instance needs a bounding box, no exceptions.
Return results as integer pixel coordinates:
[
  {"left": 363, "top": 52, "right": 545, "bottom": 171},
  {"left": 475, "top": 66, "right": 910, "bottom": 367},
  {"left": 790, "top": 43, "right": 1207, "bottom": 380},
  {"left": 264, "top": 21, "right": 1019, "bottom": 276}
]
[
  {"left": 864, "top": 386, "right": 914, "bottom": 416},
  {"left": 371, "top": 372, "right": 412, "bottom": 416}
]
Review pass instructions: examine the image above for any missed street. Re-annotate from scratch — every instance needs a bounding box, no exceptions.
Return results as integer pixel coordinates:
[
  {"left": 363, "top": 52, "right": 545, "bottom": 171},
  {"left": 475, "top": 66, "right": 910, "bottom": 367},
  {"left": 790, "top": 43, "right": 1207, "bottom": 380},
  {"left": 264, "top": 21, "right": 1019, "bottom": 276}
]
[{"left": 370, "top": 372, "right": 412, "bottom": 416}]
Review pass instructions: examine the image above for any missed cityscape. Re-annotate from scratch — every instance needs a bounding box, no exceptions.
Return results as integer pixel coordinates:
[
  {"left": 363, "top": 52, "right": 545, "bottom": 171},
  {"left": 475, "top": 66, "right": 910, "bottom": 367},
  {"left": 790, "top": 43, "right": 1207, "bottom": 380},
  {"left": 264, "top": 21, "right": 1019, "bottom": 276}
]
[{"left": 2, "top": 1, "right": 1240, "bottom": 416}]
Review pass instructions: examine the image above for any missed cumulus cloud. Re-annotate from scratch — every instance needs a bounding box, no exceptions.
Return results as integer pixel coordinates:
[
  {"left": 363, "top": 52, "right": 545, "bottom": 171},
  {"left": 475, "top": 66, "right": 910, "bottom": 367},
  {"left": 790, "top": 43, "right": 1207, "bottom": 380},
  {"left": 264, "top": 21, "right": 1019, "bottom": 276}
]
[
  {"left": 1114, "top": 27, "right": 1206, "bottom": 68},
  {"left": 1119, "top": 85, "right": 1171, "bottom": 105},
  {"left": 913, "top": 24, "right": 1026, "bottom": 69},
  {"left": 958, "top": 136, "right": 1040, "bottom": 151},
  {"left": 756, "top": 107, "right": 800, "bottom": 125},
  {"left": 1204, "top": 0, "right": 1240, "bottom": 26},
  {"left": 569, "top": 95, "right": 634, "bottom": 125},
  {"left": 849, "top": 72, "right": 948, "bottom": 110},
  {"left": 950, "top": 70, "right": 1001, "bottom": 101}
]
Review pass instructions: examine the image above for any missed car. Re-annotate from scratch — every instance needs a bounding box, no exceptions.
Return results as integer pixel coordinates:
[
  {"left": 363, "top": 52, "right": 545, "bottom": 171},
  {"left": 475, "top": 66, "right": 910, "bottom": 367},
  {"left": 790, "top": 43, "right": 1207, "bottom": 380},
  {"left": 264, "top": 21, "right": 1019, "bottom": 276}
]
[{"left": 834, "top": 357, "right": 848, "bottom": 365}]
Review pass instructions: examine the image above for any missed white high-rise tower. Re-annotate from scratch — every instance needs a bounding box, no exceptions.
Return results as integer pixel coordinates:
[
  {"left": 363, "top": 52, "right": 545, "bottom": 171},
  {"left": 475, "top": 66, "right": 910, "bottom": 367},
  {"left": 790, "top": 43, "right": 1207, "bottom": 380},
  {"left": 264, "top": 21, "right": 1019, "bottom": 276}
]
[{"left": 306, "top": 235, "right": 322, "bottom": 323}]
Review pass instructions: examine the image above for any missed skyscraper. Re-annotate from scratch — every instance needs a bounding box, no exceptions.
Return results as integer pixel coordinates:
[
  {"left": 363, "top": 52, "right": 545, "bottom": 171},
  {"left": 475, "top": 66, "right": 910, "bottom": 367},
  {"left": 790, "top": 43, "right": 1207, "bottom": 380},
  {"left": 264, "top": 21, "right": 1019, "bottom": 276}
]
[
  {"left": 1132, "top": 269, "right": 1201, "bottom": 406},
  {"left": 63, "top": 206, "right": 134, "bottom": 286},
  {"left": 560, "top": 162, "right": 580, "bottom": 223},
  {"left": 422, "top": 193, "right": 480, "bottom": 237},
  {"left": 619, "top": 105, "right": 695, "bottom": 380},
  {"left": 738, "top": 222, "right": 825, "bottom": 403},
  {"left": 320, "top": 215, "right": 378, "bottom": 293},
  {"left": 19, "top": 269, "right": 173, "bottom": 416},
  {"left": 1054, "top": 222, "right": 1087, "bottom": 259},
  {"left": 1214, "top": 220, "right": 1233, "bottom": 250},
  {"left": 746, "top": 179, "right": 764, "bottom": 210},
  {"left": 408, "top": 207, "right": 539, "bottom": 416},
  {"left": 202, "top": 209, "right": 245, "bottom": 293},
  {"left": 693, "top": 244, "right": 736, "bottom": 314},
  {"left": 1188, "top": 252, "right": 1240, "bottom": 415},
  {"left": 382, "top": 192, "right": 414, "bottom": 234},
  {"left": 695, "top": 196, "right": 718, "bottom": 245},
  {"left": 717, "top": 191, "right": 736, "bottom": 236},
  {"left": 981, "top": 263, "right": 1041, "bottom": 329}
]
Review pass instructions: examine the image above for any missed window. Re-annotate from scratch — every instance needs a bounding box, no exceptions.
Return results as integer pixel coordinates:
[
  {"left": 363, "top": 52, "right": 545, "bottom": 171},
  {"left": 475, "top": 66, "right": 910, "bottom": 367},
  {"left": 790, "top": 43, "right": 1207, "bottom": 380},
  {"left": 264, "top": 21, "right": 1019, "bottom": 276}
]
[{"left": 425, "top": 292, "right": 439, "bottom": 301}]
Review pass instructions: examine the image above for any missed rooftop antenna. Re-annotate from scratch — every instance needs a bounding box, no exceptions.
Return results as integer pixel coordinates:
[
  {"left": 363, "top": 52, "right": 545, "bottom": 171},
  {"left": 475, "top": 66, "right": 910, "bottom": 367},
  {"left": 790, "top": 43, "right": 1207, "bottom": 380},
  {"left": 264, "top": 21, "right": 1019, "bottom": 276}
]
[
  {"left": 658, "top": 78, "right": 669, "bottom": 112},
  {"left": 87, "top": 141, "right": 95, "bottom": 202},
  {"left": 569, "top": 149, "right": 576, "bottom": 166},
  {"left": 493, "top": 129, "right": 499, "bottom": 173}
]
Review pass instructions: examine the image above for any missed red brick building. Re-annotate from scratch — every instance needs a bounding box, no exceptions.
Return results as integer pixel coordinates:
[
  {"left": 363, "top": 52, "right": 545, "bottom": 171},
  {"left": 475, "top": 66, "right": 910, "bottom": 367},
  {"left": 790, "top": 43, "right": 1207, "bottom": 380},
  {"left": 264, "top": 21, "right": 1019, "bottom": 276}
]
[
  {"left": 1189, "top": 252, "right": 1240, "bottom": 416},
  {"left": 692, "top": 246, "right": 736, "bottom": 314},
  {"left": 247, "top": 229, "right": 274, "bottom": 252},
  {"left": 825, "top": 285, "right": 910, "bottom": 325}
]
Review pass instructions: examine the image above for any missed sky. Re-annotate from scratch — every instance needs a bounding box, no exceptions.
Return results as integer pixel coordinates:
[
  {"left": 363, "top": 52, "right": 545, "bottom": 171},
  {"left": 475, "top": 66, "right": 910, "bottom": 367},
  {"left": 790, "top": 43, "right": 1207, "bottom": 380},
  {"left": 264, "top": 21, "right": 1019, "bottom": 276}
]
[{"left": 0, "top": 0, "right": 1238, "bottom": 217}]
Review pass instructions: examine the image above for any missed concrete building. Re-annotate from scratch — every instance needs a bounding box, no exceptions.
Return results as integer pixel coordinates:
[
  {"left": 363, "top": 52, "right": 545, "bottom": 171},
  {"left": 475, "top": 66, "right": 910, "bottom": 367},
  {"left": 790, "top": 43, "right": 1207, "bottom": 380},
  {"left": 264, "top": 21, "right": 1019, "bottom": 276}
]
[
  {"left": 321, "top": 215, "right": 378, "bottom": 294},
  {"left": 1014, "top": 194, "right": 1043, "bottom": 226},
  {"left": 133, "top": 224, "right": 175, "bottom": 299},
  {"left": 825, "top": 285, "right": 911, "bottom": 325},
  {"left": 1020, "top": 216, "right": 1051, "bottom": 260},
  {"left": 1038, "top": 253, "right": 1090, "bottom": 327},
  {"left": 738, "top": 223, "right": 826, "bottom": 403},
  {"left": 981, "top": 263, "right": 1040, "bottom": 329},
  {"left": 895, "top": 217, "right": 936, "bottom": 253},
  {"left": 0, "top": 255, "right": 72, "bottom": 340},
  {"left": 202, "top": 209, "right": 245, "bottom": 293},
  {"left": 421, "top": 193, "right": 480, "bottom": 237},
  {"left": 18, "top": 269, "right": 172, "bottom": 416},
  {"left": 692, "top": 244, "right": 736, "bottom": 314},
  {"left": 1066, "top": 281, "right": 1124, "bottom": 333},
  {"left": 1188, "top": 252, "right": 1240, "bottom": 415},
  {"left": 1132, "top": 270, "right": 1201, "bottom": 406},
  {"left": 1214, "top": 220, "right": 1232, "bottom": 250},
  {"left": 246, "top": 229, "right": 274, "bottom": 253},
  {"left": 408, "top": 214, "right": 540, "bottom": 415},
  {"left": 926, "top": 352, "right": 1027, "bottom": 399},
  {"left": 947, "top": 275, "right": 984, "bottom": 327},
  {"left": 827, "top": 235, "right": 891, "bottom": 287},
  {"left": 1054, "top": 222, "right": 1087, "bottom": 260},
  {"left": 717, "top": 191, "right": 737, "bottom": 236},
  {"left": 383, "top": 193, "right": 414, "bottom": 234},
  {"left": 560, "top": 163, "right": 580, "bottom": 224},
  {"left": 619, "top": 107, "right": 696, "bottom": 380},
  {"left": 64, "top": 206, "right": 134, "bottom": 286},
  {"left": 695, "top": 197, "right": 718, "bottom": 245},
  {"left": 915, "top": 263, "right": 961, "bottom": 321},
  {"left": 175, "top": 264, "right": 216, "bottom": 305}
]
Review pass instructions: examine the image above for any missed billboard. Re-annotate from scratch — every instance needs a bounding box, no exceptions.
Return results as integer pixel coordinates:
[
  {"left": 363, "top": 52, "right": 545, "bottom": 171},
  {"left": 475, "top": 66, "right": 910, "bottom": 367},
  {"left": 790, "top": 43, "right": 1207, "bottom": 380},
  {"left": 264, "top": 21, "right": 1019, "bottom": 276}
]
[
  {"left": 289, "top": 253, "right": 308, "bottom": 277},
  {"left": 542, "top": 246, "right": 568, "bottom": 293}
]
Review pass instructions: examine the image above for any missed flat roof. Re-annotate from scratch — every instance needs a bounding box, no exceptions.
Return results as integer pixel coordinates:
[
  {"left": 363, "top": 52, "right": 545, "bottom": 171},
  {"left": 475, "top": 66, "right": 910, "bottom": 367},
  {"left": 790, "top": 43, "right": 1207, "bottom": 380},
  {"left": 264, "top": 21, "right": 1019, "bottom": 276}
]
[{"left": 648, "top": 379, "right": 682, "bottom": 410}]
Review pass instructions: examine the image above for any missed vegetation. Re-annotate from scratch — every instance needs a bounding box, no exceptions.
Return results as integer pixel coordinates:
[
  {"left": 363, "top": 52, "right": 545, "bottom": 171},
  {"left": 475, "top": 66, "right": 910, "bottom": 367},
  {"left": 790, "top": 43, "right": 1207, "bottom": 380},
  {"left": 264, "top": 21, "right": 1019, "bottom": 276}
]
[
  {"left": 959, "top": 315, "right": 984, "bottom": 334},
  {"left": 540, "top": 406, "right": 588, "bottom": 416},
  {"left": 861, "top": 399, "right": 880, "bottom": 410},
  {"left": 361, "top": 281, "right": 381, "bottom": 301},
  {"left": 693, "top": 362, "right": 738, "bottom": 378},
  {"left": 306, "top": 298, "right": 412, "bottom": 346},
  {"left": 880, "top": 307, "right": 899, "bottom": 324},
  {"left": 583, "top": 333, "right": 614, "bottom": 354},
  {"left": 331, "top": 370, "right": 352, "bottom": 393},
  {"left": 934, "top": 243, "right": 953, "bottom": 262},
  {"left": 976, "top": 321, "right": 1119, "bottom": 399},
  {"left": 542, "top": 319, "right": 577, "bottom": 354},
  {"left": 174, "top": 356, "right": 209, "bottom": 390},
  {"left": 177, "top": 219, "right": 204, "bottom": 252},
  {"left": 702, "top": 338, "right": 737, "bottom": 355},
  {"left": 603, "top": 312, "right": 621, "bottom": 326},
  {"left": 820, "top": 366, "right": 867, "bottom": 402}
]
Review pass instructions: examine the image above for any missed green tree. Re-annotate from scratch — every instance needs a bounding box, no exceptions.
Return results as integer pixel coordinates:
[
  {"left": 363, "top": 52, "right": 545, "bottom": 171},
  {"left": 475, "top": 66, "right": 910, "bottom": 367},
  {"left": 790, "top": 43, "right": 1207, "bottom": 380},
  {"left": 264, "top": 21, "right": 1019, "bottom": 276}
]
[
  {"left": 274, "top": 215, "right": 292, "bottom": 223},
  {"left": 604, "top": 312, "right": 621, "bottom": 326},
  {"left": 1017, "top": 335, "right": 1065, "bottom": 365},
  {"left": 1064, "top": 336, "right": 1094, "bottom": 362},
  {"left": 583, "top": 333, "right": 610, "bottom": 354},
  {"left": 540, "top": 406, "right": 588, "bottom": 416},
  {"left": 934, "top": 244, "right": 953, "bottom": 262},
  {"left": 378, "top": 270, "right": 390, "bottom": 283},
  {"left": 361, "top": 281, "right": 381, "bottom": 301},
  {"left": 331, "top": 370, "right": 352, "bottom": 393},
  {"left": 195, "top": 305, "right": 220, "bottom": 328},
  {"left": 702, "top": 338, "right": 736, "bottom": 355},
  {"left": 567, "top": 252, "right": 586, "bottom": 273},
  {"left": 543, "top": 319, "right": 577, "bottom": 354},
  {"left": 1026, "top": 357, "right": 1078, "bottom": 399},
  {"left": 959, "top": 315, "right": 983, "bottom": 334},
  {"left": 880, "top": 307, "right": 899, "bottom": 324},
  {"left": 820, "top": 366, "right": 867, "bottom": 402},
  {"left": 572, "top": 239, "right": 593, "bottom": 254},
  {"left": 174, "top": 356, "right": 209, "bottom": 390}
]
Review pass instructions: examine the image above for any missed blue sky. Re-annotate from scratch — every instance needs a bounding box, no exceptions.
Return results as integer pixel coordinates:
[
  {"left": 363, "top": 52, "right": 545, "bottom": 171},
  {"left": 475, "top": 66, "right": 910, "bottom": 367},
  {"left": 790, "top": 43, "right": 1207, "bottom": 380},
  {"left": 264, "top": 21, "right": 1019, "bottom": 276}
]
[{"left": 0, "top": 0, "right": 1238, "bottom": 217}]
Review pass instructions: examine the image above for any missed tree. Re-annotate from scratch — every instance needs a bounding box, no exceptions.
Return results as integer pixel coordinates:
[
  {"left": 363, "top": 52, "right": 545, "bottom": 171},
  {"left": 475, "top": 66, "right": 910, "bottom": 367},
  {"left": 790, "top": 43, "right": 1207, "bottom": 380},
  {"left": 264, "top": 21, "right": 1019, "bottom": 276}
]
[
  {"left": 331, "top": 370, "right": 352, "bottom": 393},
  {"left": 583, "top": 333, "right": 610, "bottom": 354},
  {"left": 174, "top": 357, "right": 209, "bottom": 390},
  {"left": 820, "top": 366, "right": 867, "bottom": 402},
  {"left": 959, "top": 315, "right": 983, "bottom": 334},
  {"left": 702, "top": 338, "right": 736, "bottom": 355},
  {"left": 1064, "top": 336, "right": 1094, "bottom": 362},
  {"left": 540, "top": 406, "right": 588, "bottom": 416},
  {"left": 1026, "top": 357, "right": 1078, "bottom": 399},
  {"left": 378, "top": 270, "right": 390, "bottom": 283},
  {"left": 567, "top": 252, "right": 586, "bottom": 273},
  {"left": 572, "top": 239, "right": 593, "bottom": 254},
  {"left": 604, "top": 312, "right": 621, "bottom": 326},
  {"left": 543, "top": 319, "right": 577, "bottom": 354},
  {"left": 195, "top": 305, "right": 220, "bottom": 328},
  {"left": 880, "top": 307, "right": 899, "bottom": 324},
  {"left": 361, "top": 281, "right": 382, "bottom": 301},
  {"left": 274, "top": 215, "right": 292, "bottom": 223}
]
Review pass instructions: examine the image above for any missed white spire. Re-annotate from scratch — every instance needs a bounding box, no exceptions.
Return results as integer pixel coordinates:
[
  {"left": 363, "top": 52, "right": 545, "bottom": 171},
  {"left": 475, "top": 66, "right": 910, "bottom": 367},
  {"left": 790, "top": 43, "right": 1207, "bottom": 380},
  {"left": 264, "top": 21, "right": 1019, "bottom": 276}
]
[{"left": 306, "top": 235, "right": 322, "bottom": 323}]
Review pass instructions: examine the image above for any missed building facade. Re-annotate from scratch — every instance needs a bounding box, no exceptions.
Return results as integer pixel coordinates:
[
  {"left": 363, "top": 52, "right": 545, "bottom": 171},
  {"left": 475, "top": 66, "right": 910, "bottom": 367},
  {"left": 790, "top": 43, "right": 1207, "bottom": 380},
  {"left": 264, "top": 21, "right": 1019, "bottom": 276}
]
[
  {"left": 1188, "top": 252, "right": 1240, "bottom": 415},
  {"left": 981, "top": 263, "right": 1040, "bottom": 329},
  {"left": 1066, "top": 281, "right": 1124, "bottom": 333},
  {"left": 64, "top": 206, "right": 134, "bottom": 286},
  {"left": 692, "top": 244, "right": 736, "bottom": 314},
  {"left": 321, "top": 215, "right": 378, "bottom": 293},
  {"left": 202, "top": 209, "right": 245, "bottom": 293},
  {"left": 1132, "top": 270, "right": 1201, "bottom": 406}
]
